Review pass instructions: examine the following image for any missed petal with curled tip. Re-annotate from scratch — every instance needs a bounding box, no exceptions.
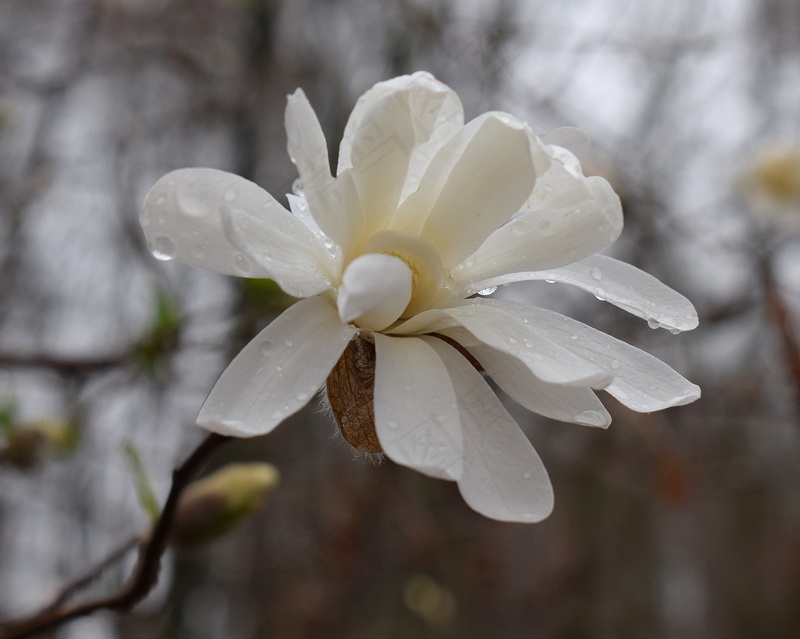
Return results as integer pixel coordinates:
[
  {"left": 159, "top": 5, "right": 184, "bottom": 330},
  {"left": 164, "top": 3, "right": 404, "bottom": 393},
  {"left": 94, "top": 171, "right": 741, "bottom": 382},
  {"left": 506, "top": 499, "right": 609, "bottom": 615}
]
[
  {"left": 470, "top": 255, "right": 699, "bottom": 333},
  {"left": 478, "top": 299, "right": 701, "bottom": 412}
]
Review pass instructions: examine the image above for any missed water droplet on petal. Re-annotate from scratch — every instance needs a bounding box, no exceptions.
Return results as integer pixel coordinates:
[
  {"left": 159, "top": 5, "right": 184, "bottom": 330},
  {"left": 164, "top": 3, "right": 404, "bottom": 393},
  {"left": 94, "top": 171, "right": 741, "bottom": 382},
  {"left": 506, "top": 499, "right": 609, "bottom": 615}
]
[
  {"left": 522, "top": 471, "right": 532, "bottom": 479},
  {"left": 150, "top": 236, "right": 176, "bottom": 261},
  {"left": 156, "top": 195, "right": 167, "bottom": 205},
  {"left": 292, "top": 178, "right": 304, "bottom": 196},
  {"left": 477, "top": 286, "right": 497, "bottom": 296},
  {"left": 284, "top": 339, "right": 294, "bottom": 347},
  {"left": 508, "top": 336, "right": 518, "bottom": 344},
  {"left": 569, "top": 334, "right": 578, "bottom": 340},
  {"left": 296, "top": 391, "right": 310, "bottom": 402},
  {"left": 591, "top": 267, "right": 603, "bottom": 281},
  {"left": 545, "top": 279, "right": 555, "bottom": 284},
  {"left": 234, "top": 253, "right": 253, "bottom": 275},
  {"left": 271, "top": 409, "right": 285, "bottom": 420},
  {"left": 647, "top": 318, "right": 660, "bottom": 329},
  {"left": 575, "top": 410, "right": 607, "bottom": 426}
]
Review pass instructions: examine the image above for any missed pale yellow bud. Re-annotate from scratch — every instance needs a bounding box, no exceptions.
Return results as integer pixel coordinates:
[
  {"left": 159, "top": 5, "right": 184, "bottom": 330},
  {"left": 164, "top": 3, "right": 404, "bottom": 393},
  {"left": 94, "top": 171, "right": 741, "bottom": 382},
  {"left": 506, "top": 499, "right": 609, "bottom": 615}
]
[
  {"left": 170, "top": 462, "right": 280, "bottom": 547},
  {"left": 741, "top": 147, "right": 800, "bottom": 226},
  {"left": 1, "top": 419, "right": 72, "bottom": 469}
]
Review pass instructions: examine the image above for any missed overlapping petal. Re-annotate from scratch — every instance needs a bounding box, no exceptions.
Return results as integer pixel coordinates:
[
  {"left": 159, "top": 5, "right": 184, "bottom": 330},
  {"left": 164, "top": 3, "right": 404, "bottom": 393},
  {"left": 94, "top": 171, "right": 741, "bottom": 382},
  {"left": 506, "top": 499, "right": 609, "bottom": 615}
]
[
  {"left": 452, "top": 171, "right": 622, "bottom": 288},
  {"left": 470, "top": 254, "right": 699, "bottom": 332},
  {"left": 461, "top": 338, "right": 611, "bottom": 427},
  {"left": 197, "top": 296, "right": 357, "bottom": 437},
  {"left": 390, "top": 112, "right": 539, "bottom": 268},
  {"left": 424, "top": 337, "right": 554, "bottom": 522},
  {"left": 141, "top": 168, "right": 335, "bottom": 298},
  {"left": 478, "top": 299, "right": 700, "bottom": 411},
  {"left": 373, "top": 333, "right": 462, "bottom": 479},
  {"left": 390, "top": 303, "right": 613, "bottom": 387}
]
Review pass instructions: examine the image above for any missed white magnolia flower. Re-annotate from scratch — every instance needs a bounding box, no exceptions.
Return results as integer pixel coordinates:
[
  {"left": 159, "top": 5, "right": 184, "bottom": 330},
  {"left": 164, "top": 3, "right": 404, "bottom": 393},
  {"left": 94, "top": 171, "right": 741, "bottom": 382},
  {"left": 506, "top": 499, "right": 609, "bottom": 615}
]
[{"left": 141, "top": 72, "right": 699, "bottom": 523}]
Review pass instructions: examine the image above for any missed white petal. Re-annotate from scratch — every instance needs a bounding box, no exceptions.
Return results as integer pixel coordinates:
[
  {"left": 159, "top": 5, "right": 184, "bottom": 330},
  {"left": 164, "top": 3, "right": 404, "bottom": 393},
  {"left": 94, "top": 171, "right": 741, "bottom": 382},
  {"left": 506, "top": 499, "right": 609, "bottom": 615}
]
[
  {"left": 141, "top": 168, "right": 330, "bottom": 285},
  {"left": 344, "top": 89, "right": 419, "bottom": 233},
  {"left": 285, "top": 89, "right": 334, "bottom": 203},
  {"left": 424, "top": 337, "right": 554, "bottom": 523},
  {"left": 452, "top": 174, "right": 622, "bottom": 287},
  {"left": 472, "top": 255, "right": 699, "bottom": 333},
  {"left": 338, "top": 71, "right": 463, "bottom": 177},
  {"left": 373, "top": 333, "right": 463, "bottom": 480},
  {"left": 479, "top": 299, "right": 701, "bottom": 411},
  {"left": 285, "top": 90, "right": 363, "bottom": 259},
  {"left": 390, "top": 303, "right": 613, "bottom": 387},
  {"left": 223, "top": 205, "right": 336, "bottom": 298},
  {"left": 392, "top": 112, "right": 537, "bottom": 268},
  {"left": 467, "top": 342, "right": 611, "bottom": 427},
  {"left": 197, "top": 296, "right": 357, "bottom": 437},
  {"left": 304, "top": 169, "right": 366, "bottom": 264},
  {"left": 337, "top": 254, "right": 412, "bottom": 331}
]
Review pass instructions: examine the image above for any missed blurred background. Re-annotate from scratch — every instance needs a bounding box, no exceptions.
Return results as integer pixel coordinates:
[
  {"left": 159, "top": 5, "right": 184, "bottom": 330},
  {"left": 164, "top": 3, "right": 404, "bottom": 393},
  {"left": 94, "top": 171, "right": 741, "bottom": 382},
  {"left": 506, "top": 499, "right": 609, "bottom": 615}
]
[{"left": 1, "top": 0, "right": 800, "bottom": 637}]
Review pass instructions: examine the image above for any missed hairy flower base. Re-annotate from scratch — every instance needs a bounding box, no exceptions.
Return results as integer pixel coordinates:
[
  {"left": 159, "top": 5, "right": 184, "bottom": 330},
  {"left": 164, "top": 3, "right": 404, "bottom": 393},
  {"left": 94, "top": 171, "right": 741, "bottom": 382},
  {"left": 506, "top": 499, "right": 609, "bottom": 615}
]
[{"left": 326, "top": 337, "right": 381, "bottom": 454}]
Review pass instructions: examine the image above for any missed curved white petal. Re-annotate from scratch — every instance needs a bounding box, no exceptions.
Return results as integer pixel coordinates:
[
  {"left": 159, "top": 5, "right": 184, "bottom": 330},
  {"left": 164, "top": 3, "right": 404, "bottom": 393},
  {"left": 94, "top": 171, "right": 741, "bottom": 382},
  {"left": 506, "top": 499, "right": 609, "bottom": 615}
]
[
  {"left": 197, "top": 296, "right": 357, "bottom": 437},
  {"left": 392, "top": 112, "right": 537, "bottom": 268},
  {"left": 337, "top": 254, "right": 412, "bottom": 330},
  {"left": 390, "top": 303, "right": 613, "bottom": 387},
  {"left": 344, "top": 89, "right": 419, "bottom": 233},
  {"left": 373, "top": 333, "right": 462, "bottom": 480},
  {"left": 479, "top": 299, "right": 701, "bottom": 412},
  {"left": 452, "top": 173, "right": 622, "bottom": 287},
  {"left": 424, "top": 337, "right": 554, "bottom": 522},
  {"left": 285, "top": 89, "right": 334, "bottom": 204},
  {"left": 303, "top": 168, "right": 365, "bottom": 263},
  {"left": 471, "top": 255, "right": 699, "bottom": 333},
  {"left": 141, "top": 168, "right": 331, "bottom": 288},
  {"left": 465, "top": 341, "right": 611, "bottom": 427},
  {"left": 338, "top": 71, "right": 464, "bottom": 177},
  {"left": 223, "top": 205, "right": 336, "bottom": 298}
]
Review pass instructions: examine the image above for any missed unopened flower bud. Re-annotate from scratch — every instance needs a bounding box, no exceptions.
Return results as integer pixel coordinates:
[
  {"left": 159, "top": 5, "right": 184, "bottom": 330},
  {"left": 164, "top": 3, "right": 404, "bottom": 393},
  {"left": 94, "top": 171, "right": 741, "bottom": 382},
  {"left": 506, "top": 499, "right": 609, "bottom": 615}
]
[
  {"left": 171, "top": 462, "right": 279, "bottom": 547},
  {"left": 1, "top": 419, "right": 72, "bottom": 469}
]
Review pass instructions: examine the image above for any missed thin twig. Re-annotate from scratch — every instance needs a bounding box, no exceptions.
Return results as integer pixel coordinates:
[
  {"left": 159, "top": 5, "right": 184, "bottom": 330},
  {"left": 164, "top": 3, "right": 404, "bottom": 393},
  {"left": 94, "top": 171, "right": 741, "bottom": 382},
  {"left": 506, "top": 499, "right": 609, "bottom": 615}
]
[
  {"left": 760, "top": 255, "right": 800, "bottom": 424},
  {"left": 0, "top": 432, "right": 230, "bottom": 639}
]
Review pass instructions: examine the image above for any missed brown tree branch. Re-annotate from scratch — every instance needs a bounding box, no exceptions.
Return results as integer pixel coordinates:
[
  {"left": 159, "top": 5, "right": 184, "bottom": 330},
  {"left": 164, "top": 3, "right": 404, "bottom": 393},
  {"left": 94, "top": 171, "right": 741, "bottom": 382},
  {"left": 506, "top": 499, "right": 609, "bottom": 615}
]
[{"left": 0, "top": 432, "right": 230, "bottom": 639}]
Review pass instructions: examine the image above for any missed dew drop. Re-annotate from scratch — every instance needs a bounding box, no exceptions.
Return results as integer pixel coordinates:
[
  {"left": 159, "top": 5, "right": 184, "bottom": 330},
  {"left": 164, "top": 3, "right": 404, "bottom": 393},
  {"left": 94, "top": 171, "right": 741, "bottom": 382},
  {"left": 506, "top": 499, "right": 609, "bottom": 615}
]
[
  {"left": 545, "top": 279, "right": 555, "bottom": 284},
  {"left": 477, "top": 286, "right": 497, "bottom": 296},
  {"left": 150, "top": 236, "right": 176, "bottom": 261},
  {"left": 284, "top": 339, "right": 293, "bottom": 347},
  {"left": 647, "top": 318, "right": 660, "bottom": 329},
  {"left": 177, "top": 191, "right": 211, "bottom": 217},
  {"left": 234, "top": 254, "right": 253, "bottom": 275},
  {"left": 591, "top": 267, "right": 603, "bottom": 281},
  {"left": 224, "top": 187, "right": 237, "bottom": 202},
  {"left": 508, "top": 336, "right": 518, "bottom": 344},
  {"left": 296, "top": 391, "right": 310, "bottom": 402},
  {"left": 669, "top": 327, "right": 681, "bottom": 335},
  {"left": 292, "top": 178, "right": 304, "bottom": 196},
  {"left": 569, "top": 334, "right": 578, "bottom": 340}
]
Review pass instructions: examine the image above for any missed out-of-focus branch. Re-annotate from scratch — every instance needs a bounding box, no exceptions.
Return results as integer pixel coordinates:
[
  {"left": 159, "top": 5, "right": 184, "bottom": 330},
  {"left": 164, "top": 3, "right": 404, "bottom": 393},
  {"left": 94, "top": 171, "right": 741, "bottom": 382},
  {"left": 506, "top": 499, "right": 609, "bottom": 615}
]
[
  {"left": 760, "top": 255, "right": 800, "bottom": 425},
  {"left": 0, "top": 432, "right": 230, "bottom": 639}
]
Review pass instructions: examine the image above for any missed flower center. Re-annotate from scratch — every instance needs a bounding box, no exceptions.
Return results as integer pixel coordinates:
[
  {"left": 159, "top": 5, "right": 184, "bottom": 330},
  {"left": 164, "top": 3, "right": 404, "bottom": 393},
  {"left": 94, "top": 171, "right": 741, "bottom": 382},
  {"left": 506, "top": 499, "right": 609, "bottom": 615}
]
[{"left": 363, "top": 230, "right": 446, "bottom": 316}]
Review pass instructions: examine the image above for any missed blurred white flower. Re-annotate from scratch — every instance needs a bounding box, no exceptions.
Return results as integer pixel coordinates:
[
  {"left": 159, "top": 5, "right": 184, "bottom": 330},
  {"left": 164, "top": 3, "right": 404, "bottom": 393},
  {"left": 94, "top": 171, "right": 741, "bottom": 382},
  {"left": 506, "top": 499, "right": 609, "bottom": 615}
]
[{"left": 141, "top": 72, "right": 699, "bottom": 522}]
